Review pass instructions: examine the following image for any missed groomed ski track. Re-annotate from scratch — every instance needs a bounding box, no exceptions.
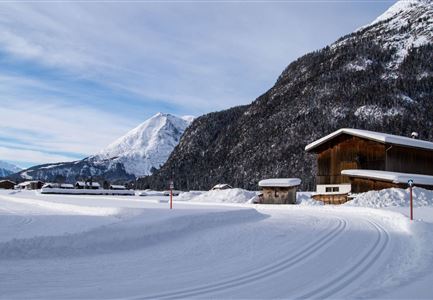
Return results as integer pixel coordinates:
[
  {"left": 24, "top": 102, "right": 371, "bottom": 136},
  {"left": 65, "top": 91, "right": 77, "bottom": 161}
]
[{"left": 0, "top": 191, "right": 428, "bottom": 299}]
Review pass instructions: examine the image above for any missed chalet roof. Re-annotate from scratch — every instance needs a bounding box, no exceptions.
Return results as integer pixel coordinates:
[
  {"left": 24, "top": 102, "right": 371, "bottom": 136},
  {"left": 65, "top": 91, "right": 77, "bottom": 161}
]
[
  {"left": 305, "top": 128, "right": 433, "bottom": 152},
  {"left": 17, "top": 180, "right": 43, "bottom": 186},
  {"left": 0, "top": 180, "right": 15, "bottom": 184},
  {"left": 75, "top": 181, "right": 100, "bottom": 187},
  {"left": 259, "top": 178, "right": 301, "bottom": 188},
  {"left": 61, "top": 184, "right": 74, "bottom": 188},
  {"left": 341, "top": 169, "right": 433, "bottom": 186}
]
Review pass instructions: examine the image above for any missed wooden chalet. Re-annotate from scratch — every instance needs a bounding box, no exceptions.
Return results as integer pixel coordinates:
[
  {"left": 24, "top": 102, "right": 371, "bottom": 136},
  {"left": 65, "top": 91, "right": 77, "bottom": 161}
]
[
  {"left": 305, "top": 128, "right": 433, "bottom": 204},
  {"left": 258, "top": 178, "right": 301, "bottom": 204},
  {"left": 15, "top": 180, "right": 44, "bottom": 190},
  {"left": 75, "top": 181, "right": 101, "bottom": 190},
  {"left": 0, "top": 180, "right": 16, "bottom": 189}
]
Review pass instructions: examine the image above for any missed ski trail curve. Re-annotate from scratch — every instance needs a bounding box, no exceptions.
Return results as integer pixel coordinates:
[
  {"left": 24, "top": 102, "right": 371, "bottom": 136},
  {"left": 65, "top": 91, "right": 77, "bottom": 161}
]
[
  {"left": 134, "top": 217, "right": 348, "bottom": 300},
  {"left": 295, "top": 218, "right": 390, "bottom": 299}
]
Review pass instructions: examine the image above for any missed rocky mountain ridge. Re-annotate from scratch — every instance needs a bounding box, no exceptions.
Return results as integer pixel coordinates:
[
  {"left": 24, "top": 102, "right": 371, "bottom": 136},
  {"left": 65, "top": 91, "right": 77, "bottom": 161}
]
[
  {"left": 0, "top": 161, "right": 22, "bottom": 178},
  {"left": 9, "top": 113, "right": 192, "bottom": 183},
  {"left": 138, "top": 0, "right": 433, "bottom": 191}
]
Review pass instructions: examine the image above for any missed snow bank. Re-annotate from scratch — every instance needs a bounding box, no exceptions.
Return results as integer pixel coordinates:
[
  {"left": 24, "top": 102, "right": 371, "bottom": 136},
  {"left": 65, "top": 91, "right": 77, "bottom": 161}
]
[
  {"left": 0, "top": 194, "right": 122, "bottom": 216},
  {"left": 138, "top": 190, "right": 165, "bottom": 196},
  {"left": 178, "top": 188, "right": 257, "bottom": 204},
  {"left": 176, "top": 191, "right": 205, "bottom": 201},
  {"left": 41, "top": 188, "right": 135, "bottom": 196},
  {"left": 297, "top": 192, "right": 323, "bottom": 206},
  {"left": 345, "top": 187, "right": 433, "bottom": 208}
]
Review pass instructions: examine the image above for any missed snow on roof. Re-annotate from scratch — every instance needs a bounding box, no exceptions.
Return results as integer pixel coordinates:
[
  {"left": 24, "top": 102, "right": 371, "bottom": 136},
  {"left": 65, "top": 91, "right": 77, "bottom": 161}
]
[
  {"left": 259, "top": 178, "right": 301, "bottom": 188},
  {"left": 305, "top": 128, "right": 433, "bottom": 152},
  {"left": 212, "top": 184, "right": 232, "bottom": 189},
  {"left": 75, "top": 181, "right": 100, "bottom": 187},
  {"left": 61, "top": 184, "right": 74, "bottom": 188},
  {"left": 17, "top": 181, "right": 42, "bottom": 186},
  {"left": 0, "top": 180, "right": 15, "bottom": 184},
  {"left": 341, "top": 169, "right": 433, "bottom": 186}
]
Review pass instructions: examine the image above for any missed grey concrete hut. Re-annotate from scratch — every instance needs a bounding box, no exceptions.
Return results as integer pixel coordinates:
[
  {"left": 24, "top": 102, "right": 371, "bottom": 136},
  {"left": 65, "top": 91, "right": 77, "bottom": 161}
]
[{"left": 258, "top": 178, "right": 301, "bottom": 204}]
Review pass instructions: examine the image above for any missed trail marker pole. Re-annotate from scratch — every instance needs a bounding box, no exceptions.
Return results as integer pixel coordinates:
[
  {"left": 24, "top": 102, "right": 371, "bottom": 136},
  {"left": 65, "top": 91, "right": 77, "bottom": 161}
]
[
  {"left": 169, "top": 180, "right": 174, "bottom": 210},
  {"left": 408, "top": 179, "right": 414, "bottom": 221}
]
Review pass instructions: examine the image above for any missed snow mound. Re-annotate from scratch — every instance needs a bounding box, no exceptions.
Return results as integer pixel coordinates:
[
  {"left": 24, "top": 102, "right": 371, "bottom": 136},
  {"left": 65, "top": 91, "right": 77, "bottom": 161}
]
[
  {"left": 345, "top": 187, "right": 433, "bottom": 208},
  {"left": 297, "top": 192, "right": 323, "bottom": 206},
  {"left": 176, "top": 191, "right": 205, "bottom": 201},
  {"left": 178, "top": 188, "right": 257, "bottom": 204}
]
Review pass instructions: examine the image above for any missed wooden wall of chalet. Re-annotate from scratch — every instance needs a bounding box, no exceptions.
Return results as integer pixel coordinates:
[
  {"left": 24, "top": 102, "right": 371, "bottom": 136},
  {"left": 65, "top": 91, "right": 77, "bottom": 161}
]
[
  {"left": 261, "top": 187, "right": 297, "bottom": 204},
  {"left": 0, "top": 181, "right": 15, "bottom": 189},
  {"left": 386, "top": 145, "right": 433, "bottom": 175},
  {"left": 316, "top": 135, "right": 385, "bottom": 185},
  {"left": 349, "top": 177, "right": 400, "bottom": 193}
]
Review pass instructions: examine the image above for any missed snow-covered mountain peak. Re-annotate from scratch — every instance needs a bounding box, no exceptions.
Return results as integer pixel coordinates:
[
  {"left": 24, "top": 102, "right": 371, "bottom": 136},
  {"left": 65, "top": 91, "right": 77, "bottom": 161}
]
[
  {"left": 0, "top": 160, "right": 22, "bottom": 177},
  {"left": 95, "top": 113, "right": 193, "bottom": 177},
  {"left": 332, "top": 0, "right": 433, "bottom": 76},
  {"left": 370, "top": 0, "right": 430, "bottom": 26}
]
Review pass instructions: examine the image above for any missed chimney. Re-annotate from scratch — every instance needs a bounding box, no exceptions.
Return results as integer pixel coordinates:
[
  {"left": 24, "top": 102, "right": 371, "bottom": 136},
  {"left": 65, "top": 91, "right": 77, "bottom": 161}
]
[{"left": 411, "top": 132, "right": 419, "bottom": 139}]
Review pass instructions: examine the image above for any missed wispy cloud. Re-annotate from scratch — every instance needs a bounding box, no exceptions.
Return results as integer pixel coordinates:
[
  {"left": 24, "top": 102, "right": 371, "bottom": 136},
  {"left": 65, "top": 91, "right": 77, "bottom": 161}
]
[{"left": 0, "top": 1, "right": 395, "bottom": 167}]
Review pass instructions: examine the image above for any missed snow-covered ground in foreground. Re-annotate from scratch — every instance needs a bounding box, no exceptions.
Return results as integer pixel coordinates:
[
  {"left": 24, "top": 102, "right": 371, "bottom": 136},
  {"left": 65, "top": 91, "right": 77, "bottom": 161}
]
[{"left": 0, "top": 189, "right": 432, "bottom": 299}]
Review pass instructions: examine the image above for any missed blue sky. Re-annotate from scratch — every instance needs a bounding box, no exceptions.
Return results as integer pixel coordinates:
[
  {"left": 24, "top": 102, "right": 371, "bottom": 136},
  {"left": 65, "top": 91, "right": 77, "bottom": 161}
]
[{"left": 0, "top": 0, "right": 397, "bottom": 168}]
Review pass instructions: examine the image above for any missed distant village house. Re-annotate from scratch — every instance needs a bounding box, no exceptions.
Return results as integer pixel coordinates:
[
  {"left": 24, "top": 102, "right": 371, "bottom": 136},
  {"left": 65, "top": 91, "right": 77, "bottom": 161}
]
[
  {"left": 75, "top": 181, "right": 101, "bottom": 190},
  {"left": 211, "top": 184, "right": 232, "bottom": 190},
  {"left": 0, "top": 180, "right": 16, "bottom": 189},
  {"left": 15, "top": 181, "right": 44, "bottom": 190}
]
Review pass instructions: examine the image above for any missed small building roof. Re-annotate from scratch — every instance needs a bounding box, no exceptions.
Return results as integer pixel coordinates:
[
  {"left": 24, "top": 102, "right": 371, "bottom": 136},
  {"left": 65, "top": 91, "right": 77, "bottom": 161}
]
[
  {"left": 341, "top": 169, "right": 433, "bottom": 186},
  {"left": 17, "top": 180, "right": 42, "bottom": 186},
  {"left": 61, "top": 184, "right": 74, "bottom": 188},
  {"left": 305, "top": 128, "right": 433, "bottom": 152},
  {"left": 259, "top": 178, "right": 301, "bottom": 188},
  {"left": 212, "top": 184, "right": 232, "bottom": 189},
  {"left": 0, "top": 180, "right": 15, "bottom": 184},
  {"left": 75, "top": 181, "right": 100, "bottom": 187}
]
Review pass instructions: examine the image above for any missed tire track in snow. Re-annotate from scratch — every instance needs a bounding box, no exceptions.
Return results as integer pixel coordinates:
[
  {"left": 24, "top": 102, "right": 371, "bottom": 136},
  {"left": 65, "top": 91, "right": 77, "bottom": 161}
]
[
  {"left": 135, "top": 217, "right": 348, "bottom": 300},
  {"left": 295, "top": 218, "right": 390, "bottom": 299}
]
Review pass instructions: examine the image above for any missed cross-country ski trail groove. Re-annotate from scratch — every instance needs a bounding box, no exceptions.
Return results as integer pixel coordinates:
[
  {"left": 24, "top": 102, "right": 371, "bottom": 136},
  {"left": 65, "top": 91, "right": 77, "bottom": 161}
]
[
  {"left": 295, "top": 219, "right": 390, "bottom": 299},
  {"left": 134, "top": 217, "right": 348, "bottom": 300}
]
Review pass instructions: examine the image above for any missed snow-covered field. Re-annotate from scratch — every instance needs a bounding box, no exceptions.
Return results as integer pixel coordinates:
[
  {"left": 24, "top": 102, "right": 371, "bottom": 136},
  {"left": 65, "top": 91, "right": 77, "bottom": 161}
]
[{"left": 1, "top": 189, "right": 433, "bottom": 299}]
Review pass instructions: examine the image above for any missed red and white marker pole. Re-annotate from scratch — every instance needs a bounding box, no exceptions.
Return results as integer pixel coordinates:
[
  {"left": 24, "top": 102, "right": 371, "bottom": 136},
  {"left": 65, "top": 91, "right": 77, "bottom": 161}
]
[
  {"left": 408, "top": 179, "right": 414, "bottom": 221},
  {"left": 169, "top": 180, "right": 174, "bottom": 210}
]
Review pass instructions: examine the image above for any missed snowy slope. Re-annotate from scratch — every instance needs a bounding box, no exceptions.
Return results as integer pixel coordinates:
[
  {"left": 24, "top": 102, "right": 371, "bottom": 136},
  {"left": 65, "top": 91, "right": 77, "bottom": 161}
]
[
  {"left": 94, "top": 113, "right": 192, "bottom": 177},
  {"left": 10, "top": 113, "right": 193, "bottom": 182},
  {"left": 140, "top": 0, "right": 433, "bottom": 191},
  {"left": 0, "top": 160, "right": 22, "bottom": 177},
  {"left": 338, "top": 0, "right": 433, "bottom": 73},
  {"left": 1, "top": 190, "right": 433, "bottom": 298}
]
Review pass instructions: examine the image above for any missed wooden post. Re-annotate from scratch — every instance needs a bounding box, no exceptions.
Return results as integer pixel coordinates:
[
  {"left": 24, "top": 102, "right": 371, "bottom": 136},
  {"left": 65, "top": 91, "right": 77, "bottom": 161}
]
[
  {"left": 169, "top": 180, "right": 174, "bottom": 210},
  {"left": 408, "top": 179, "right": 414, "bottom": 221}
]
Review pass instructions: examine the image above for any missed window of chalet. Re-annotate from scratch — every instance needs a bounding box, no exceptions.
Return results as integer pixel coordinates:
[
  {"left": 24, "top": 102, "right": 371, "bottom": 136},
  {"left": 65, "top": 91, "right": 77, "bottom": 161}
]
[{"left": 326, "top": 187, "right": 339, "bottom": 192}]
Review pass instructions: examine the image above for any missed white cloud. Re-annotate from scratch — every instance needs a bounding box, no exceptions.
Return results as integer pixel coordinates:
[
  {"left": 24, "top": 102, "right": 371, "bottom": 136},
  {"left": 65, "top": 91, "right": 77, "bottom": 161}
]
[
  {"left": 0, "top": 2, "right": 393, "bottom": 166},
  {"left": 0, "top": 146, "right": 76, "bottom": 165},
  {"left": 0, "top": 2, "right": 385, "bottom": 111}
]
